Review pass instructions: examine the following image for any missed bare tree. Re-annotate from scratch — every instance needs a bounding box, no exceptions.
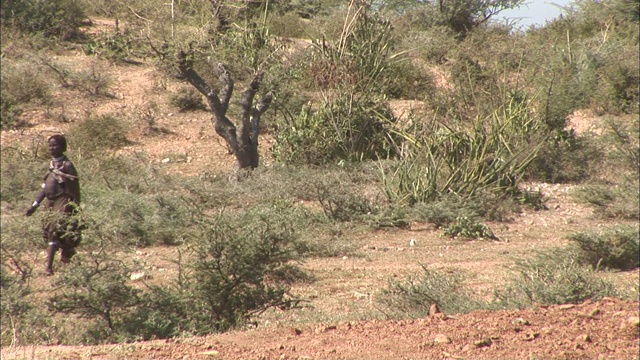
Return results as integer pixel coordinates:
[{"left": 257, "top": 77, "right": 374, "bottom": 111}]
[{"left": 176, "top": 50, "right": 273, "bottom": 177}]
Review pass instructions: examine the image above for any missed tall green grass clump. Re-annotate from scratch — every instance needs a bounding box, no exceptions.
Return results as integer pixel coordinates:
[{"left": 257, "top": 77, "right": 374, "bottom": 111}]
[
  {"left": 272, "top": 3, "right": 412, "bottom": 165},
  {"left": 272, "top": 93, "right": 399, "bottom": 164},
  {"left": 381, "top": 91, "right": 544, "bottom": 205}
]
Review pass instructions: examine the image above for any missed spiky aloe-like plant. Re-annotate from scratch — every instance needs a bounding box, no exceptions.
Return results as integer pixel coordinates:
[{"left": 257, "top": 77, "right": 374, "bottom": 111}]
[{"left": 381, "top": 92, "right": 544, "bottom": 204}]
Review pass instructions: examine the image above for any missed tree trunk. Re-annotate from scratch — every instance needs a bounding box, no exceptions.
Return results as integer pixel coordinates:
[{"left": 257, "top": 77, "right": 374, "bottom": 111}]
[{"left": 176, "top": 50, "right": 273, "bottom": 176}]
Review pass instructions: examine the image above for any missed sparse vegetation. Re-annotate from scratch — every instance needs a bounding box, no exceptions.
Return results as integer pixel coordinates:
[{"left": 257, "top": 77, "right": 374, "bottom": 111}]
[
  {"left": 376, "top": 265, "right": 485, "bottom": 318},
  {"left": 569, "top": 226, "right": 640, "bottom": 271},
  {"left": 168, "top": 87, "right": 206, "bottom": 112},
  {"left": 1, "top": 0, "right": 638, "bottom": 350},
  {"left": 68, "top": 114, "right": 131, "bottom": 154},
  {"left": 495, "top": 249, "right": 620, "bottom": 308}
]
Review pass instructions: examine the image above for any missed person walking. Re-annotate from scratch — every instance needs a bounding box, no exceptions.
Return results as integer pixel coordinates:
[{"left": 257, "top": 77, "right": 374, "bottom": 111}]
[{"left": 25, "top": 134, "right": 81, "bottom": 275}]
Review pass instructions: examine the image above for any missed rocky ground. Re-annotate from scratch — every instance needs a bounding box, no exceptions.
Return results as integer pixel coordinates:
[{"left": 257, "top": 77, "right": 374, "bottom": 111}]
[{"left": 2, "top": 298, "right": 638, "bottom": 359}]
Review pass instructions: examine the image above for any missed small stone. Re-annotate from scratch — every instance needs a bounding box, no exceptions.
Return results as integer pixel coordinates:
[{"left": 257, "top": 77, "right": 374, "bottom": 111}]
[
  {"left": 324, "top": 325, "right": 337, "bottom": 332},
  {"left": 315, "top": 325, "right": 337, "bottom": 334},
  {"left": 474, "top": 338, "right": 492, "bottom": 348},
  {"left": 409, "top": 239, "right": 416, "bottom": 246},
  {"left": 290, "top": 328, "right": 302, "bottom": 336},
  {"left": 161, "top": 158, "right": 171, "bottom": 164},
  {"left": 557, "top": 304, "right": 575, "bottom": 310},
  {"left": 434, "top": 334, "right": 451, "bottom": 344},
  {"left": 429, "top": 303, "right": 440, "bottom": 316},
  {"left": 198, "top": 350, "right": 220, "bottom": 357},
  {"left": 513, "top": 318, "right": 530, "bottom": 326},
  {"left": 576, "top": 334, "right": 591, "bottom": 342},
  {"left": 129, "top": 272, "right": 147, "bottom": 281}
]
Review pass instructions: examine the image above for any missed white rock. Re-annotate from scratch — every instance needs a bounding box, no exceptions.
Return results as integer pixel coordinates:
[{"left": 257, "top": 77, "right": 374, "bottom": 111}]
[{"left": 130, "top": 272, "right": 147, "bottom": 281}]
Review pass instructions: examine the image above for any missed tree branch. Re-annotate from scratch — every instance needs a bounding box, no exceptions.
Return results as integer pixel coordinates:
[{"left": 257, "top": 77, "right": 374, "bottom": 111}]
[
  {"left": 239, "top": 71, "right": 264, "bottom": 146},
  {"left": 250, "top": 91, "right": 273, "bottom": 146},
  {"left": 216, "top": 63, "right": 234, "bottom": 114}
]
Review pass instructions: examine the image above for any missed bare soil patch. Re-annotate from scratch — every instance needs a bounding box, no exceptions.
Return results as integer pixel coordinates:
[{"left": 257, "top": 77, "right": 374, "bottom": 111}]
[{"left": 2, "top": 298, "right": 638, "bottom": 359}]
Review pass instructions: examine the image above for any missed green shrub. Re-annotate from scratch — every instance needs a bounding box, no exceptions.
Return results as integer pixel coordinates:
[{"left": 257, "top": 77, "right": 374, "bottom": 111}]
[
  {"left": 84, "top": 189, "right": 160, "bottom": 247},
  {"left": 564, "top": 0, "right": 640, "bottom": 115},
  {"left": 0, "top": 147, "right": 47, "bottom": 203},
  {"left": 576, "top": 182, "right": 639, "bottom": 220},
  {"left": 496, "top": 250, "right": 618, "bottom": 308},
  {"left": 527, "top": 130, "right": 602, "bottom": 183},
  {"left": 0, "top": 58, "right": 51, "bottom": 104},
  {"left": 297, "top": 171, "right": 376, "bottom": 222},
  {"left": 0, "top": 58, "right": 52, "bottom": 129},
  {"left": 396, "top": 26, "right": 457, "bottom": 64},
  {"left": 82, "top": 30, "right": 140, "bottom": 63},
  {"left": 168, "top": 87, "right": 207, "bottom": 112},
  {"left": 1, "top": 0, "right": 86, "bottom": 39},
  {"left": 384, "top": 59, "right": 435, "bottom": 100},
  {"left": 272, "top": 93, "right": 399, "bottom": 164},
  {"left": 41, "top": 58, "right": 114, "bottom": 97},
  {"left": 267, "top": 12, "right": 310, "bottom": 39},
  {"left": 572, "top": 117, "right": 639, "bottom": 218},
  {"left": 175, "top": 202, "right": 303, "bottom": 333},
  {"left": 376, "top": 265, "right": 485, "bottom": 318},
  {"left": 316, "top": 185, "right": 373, "bottom": 222},
  {"left": 1, "top": 252, "right": 35, "bottom": 346},
  {"left": 602, "top": 116, "right": 639, "bottom": 172},
  {"left": 68, "top": 114, "right": 131, "bottom": 154},
  {"left": 81, "top": 165, "right": 191, "bottom": 248},
  {"left": 443, "top": 215, "right": 497, "bottom": 240},
  {"left": 82, "top": 154, "right": 158, "bottom": 195},
  {"left": 47, "top": 252, "right": 146, "bottom": 344},
  {"left": 0, "top": 96, "right": 25, "bottom": 129},
  {"left": 410, "top": 196, "right": 480, "bottom": 228},
  {"left": 71, "top": 61, "right": 114, "bottom": 97},
  {"left": 569, "top": 226, "right": 639, "bottom": 270}
]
